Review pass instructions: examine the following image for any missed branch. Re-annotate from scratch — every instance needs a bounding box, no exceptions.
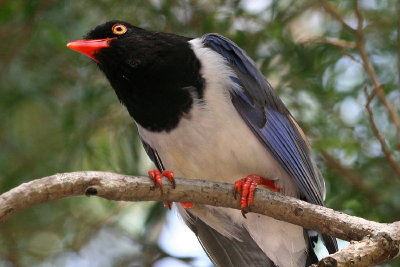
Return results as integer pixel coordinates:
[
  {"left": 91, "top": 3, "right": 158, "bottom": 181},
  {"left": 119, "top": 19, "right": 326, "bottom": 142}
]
[
  {"left": 364, "top": 87, "right": 400, "bottom": 177},
  {"left": 311, "top": 229, "right": 400, "bottom": 267},
  {"left": 320, "top": 0, "right": 400, "bottom": 140},
  {"left": 321, "top": 151, "right": 380, "bottom": 204},
  {"left": 301, "top": 37, "right": 356, "bottom": 49},
  {"left": 319, "top": 1, "right": 355, "bottom": 33},
  {"left": 0, "top": 171, "right": 399, "bottom": 266},
  {"left": 353, "top": 2, "right": 400, "bottom": 138}
]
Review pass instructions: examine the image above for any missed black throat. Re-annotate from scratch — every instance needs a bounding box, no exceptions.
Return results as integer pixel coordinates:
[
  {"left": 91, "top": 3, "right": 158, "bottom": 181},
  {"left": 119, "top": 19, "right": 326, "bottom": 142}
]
[{"left": 96, "top": 31, "right": 204, "bottom": 132}]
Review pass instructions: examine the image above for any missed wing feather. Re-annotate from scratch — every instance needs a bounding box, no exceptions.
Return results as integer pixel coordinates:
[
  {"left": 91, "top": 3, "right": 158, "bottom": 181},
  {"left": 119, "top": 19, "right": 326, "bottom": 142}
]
[
  {"left": 202, "top": 33, "right": 338, "bottom": 253},
  {"left": 183, "top": 210, "right": 278, "bottom": 267}
]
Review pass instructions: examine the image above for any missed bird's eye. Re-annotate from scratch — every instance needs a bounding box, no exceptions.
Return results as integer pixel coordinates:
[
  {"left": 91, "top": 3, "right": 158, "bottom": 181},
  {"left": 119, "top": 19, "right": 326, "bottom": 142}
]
[{"left": 112, "top": 24, "right": 127, "bottom": 35}]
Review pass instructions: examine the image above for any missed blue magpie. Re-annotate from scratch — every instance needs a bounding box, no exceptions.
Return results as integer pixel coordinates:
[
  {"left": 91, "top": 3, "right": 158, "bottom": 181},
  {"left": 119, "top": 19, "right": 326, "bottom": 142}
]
[{"left": 67, "top": 20, "right": 338, "bottom": 267}]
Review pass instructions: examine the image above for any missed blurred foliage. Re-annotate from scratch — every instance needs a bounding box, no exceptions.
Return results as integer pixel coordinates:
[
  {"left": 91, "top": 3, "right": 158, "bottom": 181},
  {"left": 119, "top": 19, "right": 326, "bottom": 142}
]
[{"left": 0, "top": 0, "right": 399, "bottom": 266}]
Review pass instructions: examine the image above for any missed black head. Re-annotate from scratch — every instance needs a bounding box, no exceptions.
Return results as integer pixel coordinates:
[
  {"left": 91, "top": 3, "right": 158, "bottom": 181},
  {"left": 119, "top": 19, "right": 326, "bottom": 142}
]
[
  {"left": 83, "top": 20, "right": 193, "bottom": 77},
  {"left": 67, "top": 21, "right": 204, "bottom": 132},
  {"left": 85, "top": 20, "right": 138, "bottom": 40}
]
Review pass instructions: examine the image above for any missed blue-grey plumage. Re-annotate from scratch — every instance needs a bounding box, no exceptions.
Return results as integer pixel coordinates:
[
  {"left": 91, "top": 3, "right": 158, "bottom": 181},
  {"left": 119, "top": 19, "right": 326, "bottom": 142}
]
[
  {"left": 201, "top": 33, "right": 338, "bottom": 258},
  {"left": 68, "top": 22, "right": 338, "bottom": 267}
]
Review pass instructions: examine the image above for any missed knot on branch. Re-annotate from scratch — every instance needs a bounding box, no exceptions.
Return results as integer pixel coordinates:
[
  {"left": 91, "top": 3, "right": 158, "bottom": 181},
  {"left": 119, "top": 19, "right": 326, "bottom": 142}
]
[
  {"left": 294, "top": 207, "right": 304, "bottom": 217},
  {"left": 85, "top": 186, "right": 98, "bottom": 196}
]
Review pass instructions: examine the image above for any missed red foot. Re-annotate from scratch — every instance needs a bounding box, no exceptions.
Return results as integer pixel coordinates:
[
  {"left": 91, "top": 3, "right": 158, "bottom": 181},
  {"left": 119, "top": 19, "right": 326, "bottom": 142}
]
[
  {"left": 148, "top": 170, "right": 194, "bottom": 209},
  {"left": 180, "top": 202, "right": 194, "bottom": 208},
  {"left": 234, "top": 174, "right": 279, "bottom": 218},
  {"left": 162, "top": 202, "right": 194, "bottom": 209},
  {"left": 148, "top": 169, "right": 175, "bottom": 194}
]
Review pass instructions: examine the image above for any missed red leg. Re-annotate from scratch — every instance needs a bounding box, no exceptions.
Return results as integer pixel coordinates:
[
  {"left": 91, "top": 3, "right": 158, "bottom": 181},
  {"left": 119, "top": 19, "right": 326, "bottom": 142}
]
[
  {"left": 180, "top": 202, "right": 194, "bottom": 208},
  {"left": 148, "top": 169, "right": 175, "bottom": 209},
  {"left": 162, "top": 201, "right": 194, "bottom": 209},
  {"left": 234, "top": 174, "right": 279, "bottom": 218},
  {"left": 148, "top": 169, "right": 176, "bottom": 193},
  {"left": 148, "top": 169, "right": 193, "bottom": 209}
]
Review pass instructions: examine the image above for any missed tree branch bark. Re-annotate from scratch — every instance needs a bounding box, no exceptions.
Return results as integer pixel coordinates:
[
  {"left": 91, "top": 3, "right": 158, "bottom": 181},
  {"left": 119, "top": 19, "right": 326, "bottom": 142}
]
[{"left": 0, "top": 171, "right": 399, "bottom": 266}]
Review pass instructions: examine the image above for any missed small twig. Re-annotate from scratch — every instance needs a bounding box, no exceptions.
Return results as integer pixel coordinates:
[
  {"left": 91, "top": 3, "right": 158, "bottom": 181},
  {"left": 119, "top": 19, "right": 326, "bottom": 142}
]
[
  {"left": 353, "top": 0, "right": 400, "bottom": 141},
  {"left": 354, "top": 0, "right": 363, "bottom": 33},
  {"left": 320, "top": 0, "right": 400, "bottom": 142},
  {"left": 339, "top": 49, "right": 362, "bottom": 65},
  {"left": 364, "top": 87, "right": 400, "bottom": 177},
  {"left": 321, "top": 151, "right": 380, "bottom": 204},
  {"left": 319, "top": 1, "right": 356, "bottom": 33},
  {"left": 302, "top": 35, "right": 361, "bottom": 65},
  {"left": 302, "top": 37, "right": 356, "bottom": 49}
]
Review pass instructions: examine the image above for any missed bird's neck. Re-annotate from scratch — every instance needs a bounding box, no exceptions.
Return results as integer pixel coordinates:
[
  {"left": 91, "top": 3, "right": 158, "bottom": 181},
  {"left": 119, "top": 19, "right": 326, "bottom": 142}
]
[{"left": 103, "top": 57, "right": 204, "bottom": 132}]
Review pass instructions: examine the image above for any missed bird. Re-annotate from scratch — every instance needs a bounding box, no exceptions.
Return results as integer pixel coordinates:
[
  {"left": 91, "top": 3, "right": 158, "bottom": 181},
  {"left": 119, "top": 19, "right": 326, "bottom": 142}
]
[{"left": 67, "top": 20, "right": 338, "bottom": 267}]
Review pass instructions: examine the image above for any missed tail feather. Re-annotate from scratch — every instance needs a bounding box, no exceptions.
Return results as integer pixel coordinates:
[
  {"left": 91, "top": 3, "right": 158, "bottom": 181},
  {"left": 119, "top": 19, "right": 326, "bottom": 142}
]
[{"left": 183, "top": 210, "right": 277, "bottom": 267}]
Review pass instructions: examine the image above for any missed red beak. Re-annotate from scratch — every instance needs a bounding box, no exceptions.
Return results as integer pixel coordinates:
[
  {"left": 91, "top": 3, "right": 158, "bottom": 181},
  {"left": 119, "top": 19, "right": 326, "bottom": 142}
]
[{"left": 66, "top": 38, "right": 116, "bottom": 62}]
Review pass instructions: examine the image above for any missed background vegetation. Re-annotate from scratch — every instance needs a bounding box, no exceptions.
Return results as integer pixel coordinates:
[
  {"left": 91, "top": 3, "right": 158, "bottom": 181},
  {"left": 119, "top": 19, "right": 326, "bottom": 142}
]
[{"left": 0, "top": 0, "right": 399, "bottom": 266}]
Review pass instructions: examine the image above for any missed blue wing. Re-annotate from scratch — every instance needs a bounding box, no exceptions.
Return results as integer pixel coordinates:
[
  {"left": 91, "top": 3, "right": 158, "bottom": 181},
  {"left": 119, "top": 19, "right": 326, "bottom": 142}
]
[
  {"left": 202, "top": 34, "right": 338, "bottom": 253},
  {"left": 203, "top": 33, "right": 324, "bottom": 205}
]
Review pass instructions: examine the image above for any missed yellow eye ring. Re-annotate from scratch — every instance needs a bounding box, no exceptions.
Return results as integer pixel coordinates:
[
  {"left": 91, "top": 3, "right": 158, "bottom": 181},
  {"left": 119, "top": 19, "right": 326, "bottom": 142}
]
[{"left": 112, "top": 24, "right": 127, "bottom": 35}]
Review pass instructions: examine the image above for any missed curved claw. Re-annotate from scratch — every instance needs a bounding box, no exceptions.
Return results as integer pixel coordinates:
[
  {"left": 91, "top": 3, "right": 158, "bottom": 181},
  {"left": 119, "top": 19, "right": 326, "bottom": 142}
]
[
  {"left": 148, "top": 169, "right": 194, "bottom": 209},
  {"left": 234, "top": 174, "right": 279, "bottom": 218},
  {"left": 148, "top": 169, "right": 175, "bottom": 194},
  {"left": 148, "top": 169, "right": 183, "bottom": 209},
  {"left": 161, "top": 170, "right": 175, "bottom": 189},
  {"left": 241, "top": 208, "right": 248, "bottom": 218}
]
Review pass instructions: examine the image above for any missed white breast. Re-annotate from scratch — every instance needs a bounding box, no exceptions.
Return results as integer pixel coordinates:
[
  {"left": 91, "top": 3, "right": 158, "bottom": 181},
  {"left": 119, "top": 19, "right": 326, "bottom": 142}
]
[
  {"left": 138, "top": 39, "right": 297, "bottom": 194},
  {"left": 138, "top": 38, "right": 306, "bottom": 267}
]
